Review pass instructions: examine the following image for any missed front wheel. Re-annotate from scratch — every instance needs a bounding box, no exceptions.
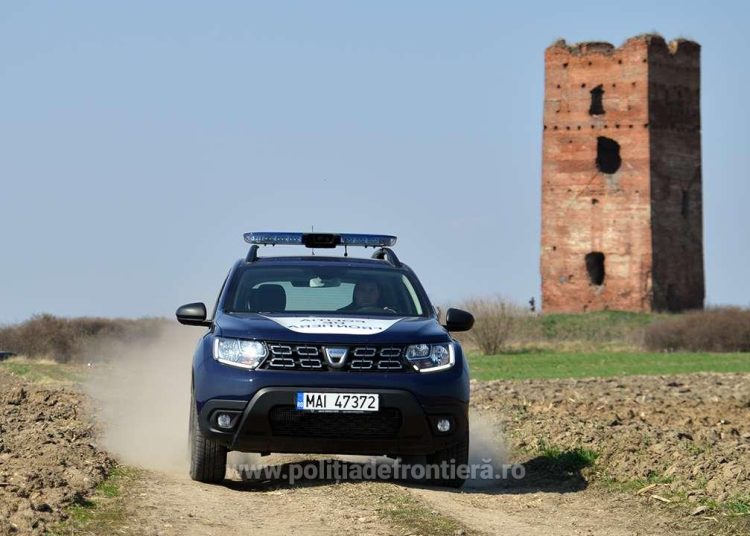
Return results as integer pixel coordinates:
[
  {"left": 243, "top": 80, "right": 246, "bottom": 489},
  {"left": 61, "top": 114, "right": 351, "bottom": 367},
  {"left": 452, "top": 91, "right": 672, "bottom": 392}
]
[
  {"left": 427, "top": 430, "right": 469, "bottom": 488},
  {"left": 421, "top": 431, "right": 470, "bottom": 488},
  {"left": 189, "top": 392, "right": 227, "bottom": 483}
]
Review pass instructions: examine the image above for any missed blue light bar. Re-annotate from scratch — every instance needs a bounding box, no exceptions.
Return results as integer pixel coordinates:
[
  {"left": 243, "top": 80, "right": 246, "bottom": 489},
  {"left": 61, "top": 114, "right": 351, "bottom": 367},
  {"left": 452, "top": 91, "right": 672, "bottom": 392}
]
[
  {"left": 243, "top": 232, "right": 397, "bottom": 248},
  {"left": 340, "top": 234, "right": 397, "bottom": 247},
  {"left": 244, "top": 232, "right": 304, "bottom": 245}
]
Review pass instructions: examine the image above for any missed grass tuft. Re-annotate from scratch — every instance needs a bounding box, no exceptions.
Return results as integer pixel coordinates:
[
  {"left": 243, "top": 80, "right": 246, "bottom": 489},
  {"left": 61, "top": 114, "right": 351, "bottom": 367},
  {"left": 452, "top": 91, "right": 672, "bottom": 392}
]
[
  {"left": 537, "top": 441, "right": 599, "bottom": 472},
  {"left": 372, "top": 483, "right": 473, "bottom": 536},
  {"left": 725, "top": 496, "right": 750, "bottom": 515},
  {"left": 48, "top": 465, "right": 139, "bottom": 536}
]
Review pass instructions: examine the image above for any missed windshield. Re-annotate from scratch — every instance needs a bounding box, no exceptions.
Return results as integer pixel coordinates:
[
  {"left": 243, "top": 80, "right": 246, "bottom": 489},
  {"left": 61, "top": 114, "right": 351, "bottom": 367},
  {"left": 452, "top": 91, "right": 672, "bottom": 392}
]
[{"left": 223, "top": 265, "right": 427, "bottom": 317}]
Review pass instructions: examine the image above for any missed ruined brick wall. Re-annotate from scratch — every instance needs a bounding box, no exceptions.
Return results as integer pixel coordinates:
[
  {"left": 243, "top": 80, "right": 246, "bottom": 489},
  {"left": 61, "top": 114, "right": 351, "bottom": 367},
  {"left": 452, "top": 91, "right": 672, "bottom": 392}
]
[
  {"left": 648, "top": 40, "right": 704, "bottom": 311},
  {"left": 540, "top": 35, "right": 704, "bottom": 312}
]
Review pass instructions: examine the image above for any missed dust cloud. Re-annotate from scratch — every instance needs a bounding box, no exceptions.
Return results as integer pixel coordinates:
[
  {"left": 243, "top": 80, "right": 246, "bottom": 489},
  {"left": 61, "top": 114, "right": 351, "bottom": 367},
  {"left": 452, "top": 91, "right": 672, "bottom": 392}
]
[
  {"left": 84, "top": 323, "right": 201, "bottom": 473},
  {"left": 334, "top": 410, "right": 508, "bottom": 487},
  {"left": 466, "top": 410, "right": 509, "bottom": 488},
  {"left": 83, "top": 325, "right": 509, "bottom": 486}
]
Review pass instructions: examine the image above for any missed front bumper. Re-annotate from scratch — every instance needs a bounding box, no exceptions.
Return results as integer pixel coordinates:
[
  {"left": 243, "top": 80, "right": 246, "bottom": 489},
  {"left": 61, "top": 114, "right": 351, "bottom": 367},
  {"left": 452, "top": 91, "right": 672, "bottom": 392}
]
[
  {"left": 198, "top": 386, "right": 468, "bottom": 456},
  {"left": 191, "top": 334, "right": 471, "bottom": 456}
]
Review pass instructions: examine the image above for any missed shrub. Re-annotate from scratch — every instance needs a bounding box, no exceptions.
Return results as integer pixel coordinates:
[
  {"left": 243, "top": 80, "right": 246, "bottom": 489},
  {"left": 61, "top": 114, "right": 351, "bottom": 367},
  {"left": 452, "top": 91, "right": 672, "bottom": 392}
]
[
  {"left": 0, "top": 314, "right": 167, "bottom": 362},
  {"left": 645, "top": 307, "right": 750, "bottom": 352},
  {"left": 460, "top": 297, "right": 527, "bottom": 355}
]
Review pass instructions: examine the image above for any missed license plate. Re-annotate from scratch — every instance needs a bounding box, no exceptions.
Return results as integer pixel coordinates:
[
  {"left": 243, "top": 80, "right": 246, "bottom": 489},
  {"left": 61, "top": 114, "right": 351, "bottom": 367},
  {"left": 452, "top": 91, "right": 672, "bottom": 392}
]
[{"left": 296, "top": 392, "right": 379, "bottom": 412}]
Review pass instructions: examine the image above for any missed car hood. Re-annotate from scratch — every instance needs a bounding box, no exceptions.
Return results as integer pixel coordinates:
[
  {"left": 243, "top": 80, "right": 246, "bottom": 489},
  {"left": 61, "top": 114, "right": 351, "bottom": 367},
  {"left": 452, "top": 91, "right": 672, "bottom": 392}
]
[{"left": 214, "top": 313, "right": 450, "bottom": 344}]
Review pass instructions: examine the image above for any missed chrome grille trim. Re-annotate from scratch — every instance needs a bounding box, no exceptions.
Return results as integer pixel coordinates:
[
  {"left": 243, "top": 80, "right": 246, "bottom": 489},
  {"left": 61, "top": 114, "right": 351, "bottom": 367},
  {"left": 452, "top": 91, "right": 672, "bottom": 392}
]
[
  {"left": 377, "top": 360, "right": 403, "bottom": 370},
  {"left": 268, "top": 357, "right": 295, "bottom": 368},
  {"left": 261, "top": 343, "right": 409, "bottom": 372},
  {"left": 299, "top": 358, "right": 324, "bottom": 368}
]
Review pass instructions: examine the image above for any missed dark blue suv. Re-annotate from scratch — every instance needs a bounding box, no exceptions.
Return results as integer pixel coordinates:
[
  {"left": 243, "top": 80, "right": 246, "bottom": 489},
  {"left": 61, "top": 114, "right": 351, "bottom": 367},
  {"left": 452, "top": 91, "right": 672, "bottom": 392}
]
[{"left": 177, "top": 233, "right": 474, "bottom": 487}]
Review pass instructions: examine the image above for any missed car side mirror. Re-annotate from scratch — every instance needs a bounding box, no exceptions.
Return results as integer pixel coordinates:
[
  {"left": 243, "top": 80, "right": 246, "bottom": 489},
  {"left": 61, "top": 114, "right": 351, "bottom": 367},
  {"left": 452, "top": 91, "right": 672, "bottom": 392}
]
[
  {"left": 176, "top": 302, "right": 211, "bottom": 327},
  {"left": 444, "top": 308, "right": 474, "bottom": 332}
]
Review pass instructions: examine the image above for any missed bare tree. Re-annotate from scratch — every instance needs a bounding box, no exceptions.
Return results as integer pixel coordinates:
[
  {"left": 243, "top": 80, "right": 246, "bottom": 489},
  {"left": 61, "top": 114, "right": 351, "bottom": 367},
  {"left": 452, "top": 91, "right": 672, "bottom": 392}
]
[{"left": 461, "top": 297, "right": 526, "bottom": 355}]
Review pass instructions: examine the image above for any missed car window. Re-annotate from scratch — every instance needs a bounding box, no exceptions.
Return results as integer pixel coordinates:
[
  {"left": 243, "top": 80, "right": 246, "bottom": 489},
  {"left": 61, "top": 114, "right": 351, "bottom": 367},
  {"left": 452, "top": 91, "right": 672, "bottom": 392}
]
[
  {"left": 257, "top": 281, "right": 354, "bottom": 311},
  {"left": 224, "top": 265, "right": 426, "bottom": 317},
  {"left": 401, "top": 275, "right": 423, "bottom": 315}
]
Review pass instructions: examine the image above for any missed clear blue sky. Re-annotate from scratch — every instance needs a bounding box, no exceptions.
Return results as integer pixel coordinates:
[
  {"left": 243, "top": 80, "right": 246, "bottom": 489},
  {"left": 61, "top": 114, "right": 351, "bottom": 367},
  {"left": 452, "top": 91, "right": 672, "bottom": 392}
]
[{"left": 1, "top": 1, "right": 748, "bottom": 323}]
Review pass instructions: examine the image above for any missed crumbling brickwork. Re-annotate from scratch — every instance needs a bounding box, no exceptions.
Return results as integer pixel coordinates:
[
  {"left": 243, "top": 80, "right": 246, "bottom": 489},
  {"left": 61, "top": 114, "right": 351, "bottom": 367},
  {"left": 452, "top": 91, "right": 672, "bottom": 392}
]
[{"left": 541, "top": 35, "right": 704, "bottom": 312}]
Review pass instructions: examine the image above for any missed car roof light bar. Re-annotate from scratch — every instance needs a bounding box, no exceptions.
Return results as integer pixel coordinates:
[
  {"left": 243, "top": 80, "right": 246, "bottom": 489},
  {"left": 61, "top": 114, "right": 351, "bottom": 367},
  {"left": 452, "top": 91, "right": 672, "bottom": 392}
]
[{"left": 243, "top": 232, "right": 397, "bottom": 249}]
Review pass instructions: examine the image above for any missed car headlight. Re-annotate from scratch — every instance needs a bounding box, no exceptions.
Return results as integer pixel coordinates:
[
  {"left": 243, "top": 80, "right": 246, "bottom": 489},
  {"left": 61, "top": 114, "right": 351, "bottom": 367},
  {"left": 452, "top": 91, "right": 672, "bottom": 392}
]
[
  {"left": 405, "top": 343, "right": 454, "bottom": 372},
  {"left": 213, "top": 337, "right": 267, "bottom": 369}
]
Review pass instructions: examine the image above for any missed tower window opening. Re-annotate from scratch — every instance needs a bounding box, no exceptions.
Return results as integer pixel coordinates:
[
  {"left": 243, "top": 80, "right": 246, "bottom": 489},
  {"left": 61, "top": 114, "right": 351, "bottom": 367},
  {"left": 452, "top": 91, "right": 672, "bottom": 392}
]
[
  {"left": 596, "top": 136, "right": 621, "bottom": 174},
  {"left": 589, "top": 84, "right": 605, "bottom": 115},
  {"left": 585, "top": 252, "right": 606, "bottom": 286}
]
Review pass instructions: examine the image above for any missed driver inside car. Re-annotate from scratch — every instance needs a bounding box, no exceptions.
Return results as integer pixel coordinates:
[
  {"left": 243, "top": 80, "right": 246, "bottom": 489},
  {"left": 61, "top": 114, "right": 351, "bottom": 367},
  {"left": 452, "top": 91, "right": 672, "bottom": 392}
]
[{"left": 339, "top": 280, "right": 382, "bottom": 311}]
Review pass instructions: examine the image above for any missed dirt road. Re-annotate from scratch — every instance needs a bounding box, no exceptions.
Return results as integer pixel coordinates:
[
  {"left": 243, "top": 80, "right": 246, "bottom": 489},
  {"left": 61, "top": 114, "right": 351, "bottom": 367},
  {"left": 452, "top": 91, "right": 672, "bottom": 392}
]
[
  {"left": 119, "top": 454, "right": 698, "bottom": 536},
  {"left": 2, "top": 363, "right": 748, "bottom": 535}
]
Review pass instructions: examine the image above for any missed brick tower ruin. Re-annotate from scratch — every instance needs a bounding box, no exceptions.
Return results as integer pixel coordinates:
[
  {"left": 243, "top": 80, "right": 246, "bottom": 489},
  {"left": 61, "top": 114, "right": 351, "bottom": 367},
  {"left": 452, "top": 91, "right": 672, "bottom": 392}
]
[{"left": 541, "top": 35, "right": 705, "bottom": 313}]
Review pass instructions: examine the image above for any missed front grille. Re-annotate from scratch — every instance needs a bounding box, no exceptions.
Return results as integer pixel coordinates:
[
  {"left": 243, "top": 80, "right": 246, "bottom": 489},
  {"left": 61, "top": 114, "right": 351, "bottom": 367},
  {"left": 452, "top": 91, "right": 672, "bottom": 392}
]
[
  {"left": 260, "top": 344, "right": 410, "bottom": 372},
  {"left": 268, "top": 405, "right": 402, "bottom": 438}
]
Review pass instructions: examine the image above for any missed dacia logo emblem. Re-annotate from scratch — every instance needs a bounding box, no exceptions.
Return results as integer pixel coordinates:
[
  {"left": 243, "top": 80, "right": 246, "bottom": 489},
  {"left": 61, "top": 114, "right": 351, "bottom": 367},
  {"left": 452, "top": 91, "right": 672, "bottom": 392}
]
[{"left": 324, "top": 347, "right": 348, "bottom": 368}]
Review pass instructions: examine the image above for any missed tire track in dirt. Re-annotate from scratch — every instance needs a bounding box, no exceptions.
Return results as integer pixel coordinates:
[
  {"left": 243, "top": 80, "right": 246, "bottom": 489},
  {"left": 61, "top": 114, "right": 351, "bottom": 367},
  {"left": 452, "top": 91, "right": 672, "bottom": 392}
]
[
  {"left": 123, "top": 471, "right": 384, "bottom": 535},
  {"left": 118, "top": 463, "right": 708, "bottom": 536},
  {"left": 118, "top": 462, "right": 419, "bottom": 536},
  {"left": 409, "top": 485, "right": 694, "bottom": 536}
]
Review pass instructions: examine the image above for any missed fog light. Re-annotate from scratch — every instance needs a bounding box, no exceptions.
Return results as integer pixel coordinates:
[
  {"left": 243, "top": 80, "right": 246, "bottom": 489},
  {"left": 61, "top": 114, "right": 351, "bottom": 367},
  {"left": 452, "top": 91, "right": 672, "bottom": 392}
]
[
  {"left": 217, "top": 413, "right": 233, "bottom": 429},
  {"left": 436, "top": 419, "right": 451, "bottom": 433}
]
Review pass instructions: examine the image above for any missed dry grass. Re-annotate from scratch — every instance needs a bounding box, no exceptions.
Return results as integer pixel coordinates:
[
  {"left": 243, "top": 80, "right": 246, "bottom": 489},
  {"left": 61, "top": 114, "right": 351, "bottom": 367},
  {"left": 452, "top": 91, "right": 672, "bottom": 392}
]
[
  {"left": 645, "top": 307, "right": 750, "bottom": 352},
  {"left": 0, "top": 314, "right": 167, "bottom": 363},
  {"left": 452, "top": 299, "right": 655, "bottom": 354}
]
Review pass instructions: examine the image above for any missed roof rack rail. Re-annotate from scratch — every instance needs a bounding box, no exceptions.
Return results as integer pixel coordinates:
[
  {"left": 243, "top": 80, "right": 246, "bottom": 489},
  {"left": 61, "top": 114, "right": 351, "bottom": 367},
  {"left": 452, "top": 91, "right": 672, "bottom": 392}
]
[
  {"left": 371, "top": 247, "right": 402, "bottom": 267},
  {"left": 245, "top": 244, "right": 259, "bottom": 263}
]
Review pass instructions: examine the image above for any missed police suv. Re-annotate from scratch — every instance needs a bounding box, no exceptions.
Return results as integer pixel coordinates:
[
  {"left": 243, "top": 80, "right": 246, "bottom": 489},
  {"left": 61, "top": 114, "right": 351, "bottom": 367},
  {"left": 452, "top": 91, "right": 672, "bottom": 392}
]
[{"left": 177, "top": 232, "right": 474, "bottom": 487}]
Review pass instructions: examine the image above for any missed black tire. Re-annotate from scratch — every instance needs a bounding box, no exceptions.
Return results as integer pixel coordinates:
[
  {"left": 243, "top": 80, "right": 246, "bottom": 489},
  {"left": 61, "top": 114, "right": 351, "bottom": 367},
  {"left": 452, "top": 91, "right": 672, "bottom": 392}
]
[
  {"left": 424, "top": 430, "right": 470, "bottom": 488},
  {"left": 189, "top": 392, "right": 227, "bottom": 483}
]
